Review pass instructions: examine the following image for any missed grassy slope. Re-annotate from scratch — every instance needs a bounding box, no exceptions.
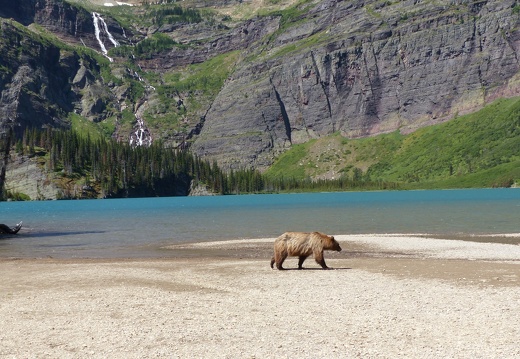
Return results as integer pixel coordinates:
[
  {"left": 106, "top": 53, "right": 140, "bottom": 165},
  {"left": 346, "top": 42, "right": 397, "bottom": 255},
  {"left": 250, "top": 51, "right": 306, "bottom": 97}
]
[
  {"left": 265, "top": 97, "right": 520, "bottom": 189},
  {"left": 144, "top": 50, "right": 241, "bottom": 139}
]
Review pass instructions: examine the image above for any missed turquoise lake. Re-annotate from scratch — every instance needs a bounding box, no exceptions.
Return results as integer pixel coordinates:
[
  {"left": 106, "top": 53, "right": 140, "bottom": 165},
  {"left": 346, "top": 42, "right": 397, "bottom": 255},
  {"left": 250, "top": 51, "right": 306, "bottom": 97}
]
[{"left": 1, "top": 188, "right": 519, "bottom": 258}]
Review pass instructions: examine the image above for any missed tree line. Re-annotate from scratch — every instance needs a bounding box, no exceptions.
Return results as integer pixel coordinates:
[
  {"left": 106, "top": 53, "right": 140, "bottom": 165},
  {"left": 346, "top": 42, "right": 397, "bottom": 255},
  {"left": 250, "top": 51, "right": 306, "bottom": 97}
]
[
  {"left": 7, "top": 128, "right": 397, "bottom": 200},
  {"left": 13, "top": 128, "right": 268, "bottom": 198}
]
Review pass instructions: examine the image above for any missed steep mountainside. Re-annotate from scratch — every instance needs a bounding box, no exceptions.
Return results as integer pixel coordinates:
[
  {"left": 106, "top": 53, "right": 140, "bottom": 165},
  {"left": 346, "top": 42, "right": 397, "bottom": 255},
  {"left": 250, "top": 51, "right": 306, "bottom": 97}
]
[
  {"left": 0, "top": 2, "right": 129, "bottom": 135},
  {"left": 191, "top": 0, "right": 520, "bottom": 170},
  {"left": 1, "top": 0, "right": 520, "bottom": 174}
]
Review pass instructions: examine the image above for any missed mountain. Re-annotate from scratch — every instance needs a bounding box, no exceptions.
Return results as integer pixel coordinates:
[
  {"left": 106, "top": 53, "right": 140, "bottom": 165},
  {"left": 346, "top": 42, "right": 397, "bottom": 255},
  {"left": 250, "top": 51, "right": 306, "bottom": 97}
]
[
  {"left": 191, "top": 0, "right": 520, "bottom": 170},
  {"left": 1, "top": 0, "right": 520, "bottom": 185}
]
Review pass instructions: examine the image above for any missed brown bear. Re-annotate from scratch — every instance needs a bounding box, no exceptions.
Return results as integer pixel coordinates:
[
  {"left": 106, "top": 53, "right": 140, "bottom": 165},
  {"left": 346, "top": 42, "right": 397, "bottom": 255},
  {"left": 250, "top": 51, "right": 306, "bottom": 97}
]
[{"left": 270, "top": 231, "right": 342, "bottom": 270}]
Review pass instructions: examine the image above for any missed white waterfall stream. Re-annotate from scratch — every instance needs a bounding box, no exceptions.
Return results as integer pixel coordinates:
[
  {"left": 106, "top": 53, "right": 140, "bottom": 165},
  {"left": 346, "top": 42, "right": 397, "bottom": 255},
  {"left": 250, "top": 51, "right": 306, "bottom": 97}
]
[
  {"left": 129, "top": 117, "right": 153, "bottom": 147},
  {"left": 92, "top": 12, "right": 119, "bottom": 61},
  {"left": 129, "top": 100, "right": 153, "bottom": 147},
  {"left": 91, "top": 11, "right": 154, "bottom": 147}
]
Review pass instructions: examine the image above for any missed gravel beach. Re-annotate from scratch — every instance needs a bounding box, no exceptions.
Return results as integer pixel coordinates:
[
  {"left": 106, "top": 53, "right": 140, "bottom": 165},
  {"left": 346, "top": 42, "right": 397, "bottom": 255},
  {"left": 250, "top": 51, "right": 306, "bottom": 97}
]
[{"left": 1, "top": 234, "right": 519, "bottom": 358}]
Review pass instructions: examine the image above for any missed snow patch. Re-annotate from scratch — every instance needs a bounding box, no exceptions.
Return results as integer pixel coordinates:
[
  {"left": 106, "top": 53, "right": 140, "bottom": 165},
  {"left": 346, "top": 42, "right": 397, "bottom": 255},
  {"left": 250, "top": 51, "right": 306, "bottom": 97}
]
[{"left": 104, "top": 1, "right": 133, "bottom": 5}]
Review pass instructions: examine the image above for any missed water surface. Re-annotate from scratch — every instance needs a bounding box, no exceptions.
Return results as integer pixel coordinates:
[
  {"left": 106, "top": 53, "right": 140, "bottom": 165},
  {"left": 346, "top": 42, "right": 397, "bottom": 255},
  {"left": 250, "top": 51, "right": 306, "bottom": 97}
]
[{"left": 1, "top": 189, "right": 519, "bottom": 258}]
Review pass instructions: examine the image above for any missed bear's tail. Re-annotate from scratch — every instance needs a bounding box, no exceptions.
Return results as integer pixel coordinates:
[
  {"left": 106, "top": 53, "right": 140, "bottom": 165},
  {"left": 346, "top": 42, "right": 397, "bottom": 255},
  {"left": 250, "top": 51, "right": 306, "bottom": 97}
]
[{"left": 270, "top": 257, "right": 275, "bottom": 269}]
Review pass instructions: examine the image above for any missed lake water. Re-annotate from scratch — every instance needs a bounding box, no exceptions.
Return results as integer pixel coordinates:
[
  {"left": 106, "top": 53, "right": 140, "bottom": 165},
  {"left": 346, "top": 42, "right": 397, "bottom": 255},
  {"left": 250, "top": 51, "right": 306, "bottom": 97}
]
[{"left": 1, "top": 188, "right": 519, "bottom": 258}]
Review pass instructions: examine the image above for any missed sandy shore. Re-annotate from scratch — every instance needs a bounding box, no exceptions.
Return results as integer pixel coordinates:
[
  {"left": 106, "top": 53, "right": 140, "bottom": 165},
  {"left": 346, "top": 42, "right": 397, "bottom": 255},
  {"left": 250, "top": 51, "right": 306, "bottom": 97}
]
[{"left": 1, "top": 234, "right": 519, "bottom": 358}]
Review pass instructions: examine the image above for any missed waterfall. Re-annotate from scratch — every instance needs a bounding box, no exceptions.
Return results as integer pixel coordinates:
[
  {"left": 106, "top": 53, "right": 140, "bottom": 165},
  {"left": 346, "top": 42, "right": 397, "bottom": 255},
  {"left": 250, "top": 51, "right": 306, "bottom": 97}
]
[
  {"left": 92, "top": 12, "right": 119, "bottom": 61},
  {"left": 92, "top": 13, "right": 108, "bottom": 56},
  {"left": 129, "top": 117, "right": 153, "bottom": 147}
]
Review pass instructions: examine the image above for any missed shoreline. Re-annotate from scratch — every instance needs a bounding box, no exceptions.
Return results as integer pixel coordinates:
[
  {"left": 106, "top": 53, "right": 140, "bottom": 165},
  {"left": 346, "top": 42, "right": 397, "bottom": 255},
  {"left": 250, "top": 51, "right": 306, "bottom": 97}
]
[
  {"left": 1, "top": 235, "right": 519, "bottom": 357},
  {"left": 3, "top": 231, "right": 520, "bottom": 261}
]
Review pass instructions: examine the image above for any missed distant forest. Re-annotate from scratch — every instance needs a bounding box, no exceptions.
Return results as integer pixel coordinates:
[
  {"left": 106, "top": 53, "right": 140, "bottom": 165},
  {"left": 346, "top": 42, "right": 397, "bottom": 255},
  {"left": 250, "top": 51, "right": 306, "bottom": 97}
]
[{"left": 7, "top": 128, "right": 392, "bottom": 200}]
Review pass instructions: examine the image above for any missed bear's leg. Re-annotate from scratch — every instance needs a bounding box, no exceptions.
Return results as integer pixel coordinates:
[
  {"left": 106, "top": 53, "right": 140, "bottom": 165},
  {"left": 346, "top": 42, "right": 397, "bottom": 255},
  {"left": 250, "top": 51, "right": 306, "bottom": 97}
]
[
  {"left": 275, "top": 252, "right": 288, "bottom": 270},
  {"left": 314, "top": 250, "right": 330, "bottom": 269},
  {"left": 298, "top": 256, "right": 308, "bottom": 269}
]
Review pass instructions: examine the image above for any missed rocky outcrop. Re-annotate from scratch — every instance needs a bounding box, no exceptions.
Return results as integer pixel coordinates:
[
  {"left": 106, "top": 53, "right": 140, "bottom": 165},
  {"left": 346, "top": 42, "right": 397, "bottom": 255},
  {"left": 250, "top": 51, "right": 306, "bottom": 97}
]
[
  {"left": 1, "top": 20, "right": 73, "bottom": 134},
  {"left": 0, "top": 19, "right": 118, "bottom": 135},
  {"left": 191, "top": 0, "right": 520, "bottom": 170},
  {"left": 0, "top": 0, "right": 149, "bottom": 135},
  {"left": 4, "top": 153, "right": 60, "bottom": 200}
]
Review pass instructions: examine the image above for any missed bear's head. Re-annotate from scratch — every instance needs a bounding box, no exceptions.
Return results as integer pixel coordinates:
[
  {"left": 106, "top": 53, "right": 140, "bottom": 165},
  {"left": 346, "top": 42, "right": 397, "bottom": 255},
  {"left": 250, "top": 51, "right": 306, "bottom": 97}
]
[{"left": 325, "top": 234, "right": 342, "bottom": 252}]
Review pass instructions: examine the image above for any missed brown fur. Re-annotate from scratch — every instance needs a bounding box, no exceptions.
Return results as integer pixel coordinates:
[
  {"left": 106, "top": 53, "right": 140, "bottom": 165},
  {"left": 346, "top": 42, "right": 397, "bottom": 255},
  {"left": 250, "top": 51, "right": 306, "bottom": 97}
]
[{"left": 270, "top": 231, "right": 342, "bottom": 270}]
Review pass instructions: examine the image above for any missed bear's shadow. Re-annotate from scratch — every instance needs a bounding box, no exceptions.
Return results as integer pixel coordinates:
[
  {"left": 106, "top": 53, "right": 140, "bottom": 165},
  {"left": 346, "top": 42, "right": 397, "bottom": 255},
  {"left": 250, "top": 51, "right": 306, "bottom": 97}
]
[{"left": 281, "top": 267, "right": 352, "bottom": 271}]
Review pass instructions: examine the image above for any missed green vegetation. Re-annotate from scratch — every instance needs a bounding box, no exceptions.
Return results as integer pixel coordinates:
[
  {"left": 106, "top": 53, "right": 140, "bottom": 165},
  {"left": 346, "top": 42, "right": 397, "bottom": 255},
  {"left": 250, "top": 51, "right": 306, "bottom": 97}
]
[
  {"left": 264, "top": 0, "right": 315, "bottom": 30},
  {"left": 109, "top": 32, "right": 182, "bottom": 59},
  {"left": 264, "top": 141, "right": 313, "bottom": 179},
  {"left": 266, "top": 97, "right": 520, "bottom": 190},
  {"left": 133, "top": 33, "right": 179, "bottom": 59},
  {"left": 97, "top": 3, "right": 139, "bottom": 30},
  {"left": 67, "top": 113, "right": 107, "bottom": 140},
  {"left": 5, "top": 190, "right": 31, "bottom": 201},
  {"left": 144, "top": 51, "right": 240, "bottom": 134},
  {"left": 254, "top": 0, "right": 327, "bottom": 60},
  {"left": 370, "top": 97, "right": 520, "bottom": 186},
  {"left": 267, "top": 30, "right": 328, "bottom": 60},
  {"left": 13, "top": 127, "right": 267, "bottom": 198},
  {"left": 148, "top": 5, "right": 204, "bottom": 26},
  {"left": 163, "top": 51, "right": 239, "bottom": 95}
]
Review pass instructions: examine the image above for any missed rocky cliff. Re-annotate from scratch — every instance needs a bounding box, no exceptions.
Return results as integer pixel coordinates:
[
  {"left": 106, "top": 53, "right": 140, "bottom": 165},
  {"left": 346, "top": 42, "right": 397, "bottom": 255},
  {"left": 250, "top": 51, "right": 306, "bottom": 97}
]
[
  {"left": 0, "top": 19, "right": 75, "bottom": 135},
  {"left": 191, "top": 0, "right": 520, "bottom": 170},
  {"left": 0, "top": 2, "right": 128, "bottom": 136}
]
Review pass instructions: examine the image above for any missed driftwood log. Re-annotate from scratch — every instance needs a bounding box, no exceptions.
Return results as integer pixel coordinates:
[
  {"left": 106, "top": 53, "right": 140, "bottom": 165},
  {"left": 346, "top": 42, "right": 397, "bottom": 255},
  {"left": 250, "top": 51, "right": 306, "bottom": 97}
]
[{"left": 0, "top": 222, "right": 22, "bottom": 234}]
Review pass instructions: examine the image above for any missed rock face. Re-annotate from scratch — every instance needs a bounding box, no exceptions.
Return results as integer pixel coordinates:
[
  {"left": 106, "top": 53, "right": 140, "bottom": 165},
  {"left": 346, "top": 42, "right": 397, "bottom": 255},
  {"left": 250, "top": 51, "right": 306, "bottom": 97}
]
[
  {"left": 191, "top": 0, "right": 520, "bottom": 170},
  {"left": 1, "top": 20, "right": 72, "bottom": 135},
  {"left": 0, "top": 0, "right": 138, "bottom": 137},
  {"left": 5, "top": 153, "right": 60, "bottom": 200},
  {"left": 138, "top": 16, "right": 281, "bottom": 71},
  {"left": 0, "top": 19, "right": 116, "bottom": 136}
]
